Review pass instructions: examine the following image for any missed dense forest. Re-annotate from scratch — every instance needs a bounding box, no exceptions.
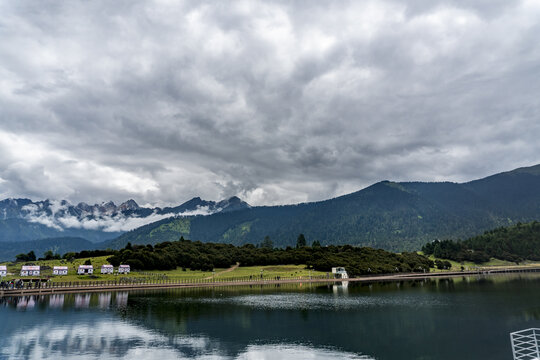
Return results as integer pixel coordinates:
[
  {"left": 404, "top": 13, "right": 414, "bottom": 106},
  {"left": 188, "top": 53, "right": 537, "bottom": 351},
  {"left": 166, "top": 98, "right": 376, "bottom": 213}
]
[
  {"left": 58, "top": 237, "right": 435, "bottom": 277},
  {"left": 422, "top": 221, "right": 540, "bottom": 263}
]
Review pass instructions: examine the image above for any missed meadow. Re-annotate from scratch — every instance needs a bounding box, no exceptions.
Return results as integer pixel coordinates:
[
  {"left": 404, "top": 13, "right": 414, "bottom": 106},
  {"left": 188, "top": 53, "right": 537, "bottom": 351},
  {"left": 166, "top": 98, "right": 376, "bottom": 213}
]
[
  {"left": 0, "top": 257, "right": 326, "bottom": 283},
  {"left": 3, "top": 251, "right": 534, "bottom": 284}
]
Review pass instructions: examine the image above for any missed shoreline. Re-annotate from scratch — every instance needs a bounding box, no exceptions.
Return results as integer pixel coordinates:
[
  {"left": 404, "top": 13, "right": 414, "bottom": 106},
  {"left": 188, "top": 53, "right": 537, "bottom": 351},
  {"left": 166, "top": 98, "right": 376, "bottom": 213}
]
[{"left": 2, "top": 266, "right": 539, "bottom": 297}]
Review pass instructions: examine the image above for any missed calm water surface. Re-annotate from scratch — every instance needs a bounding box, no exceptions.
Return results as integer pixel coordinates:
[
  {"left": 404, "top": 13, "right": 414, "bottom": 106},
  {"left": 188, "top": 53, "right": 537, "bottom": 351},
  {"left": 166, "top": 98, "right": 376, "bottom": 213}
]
[{"left": 1, "top": 274, "right": 540, "bottom": 359}]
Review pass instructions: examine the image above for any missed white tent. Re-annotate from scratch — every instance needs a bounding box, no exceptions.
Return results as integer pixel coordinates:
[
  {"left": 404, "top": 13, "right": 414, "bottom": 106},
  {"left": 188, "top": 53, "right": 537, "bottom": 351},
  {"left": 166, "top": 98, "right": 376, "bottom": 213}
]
[
  {"left": 21, "top": 265, "right": 40, "bottom": 276},
  {"left": 0, "top": 265, "right": 7, "bottom": 277},
  {"left": 118, "top": 265, "right": 130, "bottom": 274},
  {"left": 53, "top": 266, "right": 68, "bottom": 275},
  {"left": 77, "top": 265, "right": 93, "bottom": 275},
  {"left": 101, "top": 264, "right": 114, "bottom": 274}
]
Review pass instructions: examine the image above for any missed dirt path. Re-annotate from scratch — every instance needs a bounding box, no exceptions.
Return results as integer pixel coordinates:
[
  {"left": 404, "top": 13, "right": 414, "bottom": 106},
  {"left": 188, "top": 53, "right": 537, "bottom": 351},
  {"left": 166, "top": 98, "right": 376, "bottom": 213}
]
[{"left": 203, "top": 262, "right": 240, "bottom": 280}]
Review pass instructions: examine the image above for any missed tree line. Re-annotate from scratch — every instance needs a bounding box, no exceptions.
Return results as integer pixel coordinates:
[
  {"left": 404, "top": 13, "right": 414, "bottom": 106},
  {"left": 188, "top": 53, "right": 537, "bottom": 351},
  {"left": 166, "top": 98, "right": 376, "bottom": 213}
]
[
  {"left": 42, "top": 234, "right": 434, "bottom": 276},
  {"left": 422, "top": 221, "right": 540, "bottom": 264}
]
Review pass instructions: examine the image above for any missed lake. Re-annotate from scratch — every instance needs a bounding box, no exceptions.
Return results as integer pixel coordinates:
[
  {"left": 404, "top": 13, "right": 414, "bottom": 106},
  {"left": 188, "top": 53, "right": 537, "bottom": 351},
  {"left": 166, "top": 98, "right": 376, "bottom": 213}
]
[{"left": 1, "top": 273, "right": 540, "bottom": 359}]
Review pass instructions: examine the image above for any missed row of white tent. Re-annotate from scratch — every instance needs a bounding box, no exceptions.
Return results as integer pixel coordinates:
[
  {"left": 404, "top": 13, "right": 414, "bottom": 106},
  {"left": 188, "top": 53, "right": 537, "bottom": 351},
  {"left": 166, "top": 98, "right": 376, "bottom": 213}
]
[
  {"left": 0, "top": 264, "right": 130, "bottom": 277},
  {"left": 75, "top": 264, "right": 130, "bottom": 275}
]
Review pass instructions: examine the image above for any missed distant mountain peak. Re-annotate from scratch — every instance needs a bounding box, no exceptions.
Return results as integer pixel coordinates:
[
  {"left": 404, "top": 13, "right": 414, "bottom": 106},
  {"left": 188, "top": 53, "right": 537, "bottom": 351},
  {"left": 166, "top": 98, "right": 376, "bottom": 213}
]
[
  {"left": 216, "top": 196, "right": 251, "bottom": 212},
  {"left": 185, "top": 197, "right": 204, "bottom": 204},
  {"left": 159, "top": 196, "right": 250, "bottom": 215},
  {"left": 119, "top": 199, "right": 139, "bottom": 211},
  {"left": 0, "top": 194, "right": 250, "bottom": 238}
]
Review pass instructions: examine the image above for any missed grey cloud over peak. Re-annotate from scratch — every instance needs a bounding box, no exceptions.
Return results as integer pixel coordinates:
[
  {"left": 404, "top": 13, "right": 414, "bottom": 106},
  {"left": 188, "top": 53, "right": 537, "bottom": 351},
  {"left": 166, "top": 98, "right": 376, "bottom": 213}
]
[{"left": 1, "top": 0, "right": 539, "bottom": 206}]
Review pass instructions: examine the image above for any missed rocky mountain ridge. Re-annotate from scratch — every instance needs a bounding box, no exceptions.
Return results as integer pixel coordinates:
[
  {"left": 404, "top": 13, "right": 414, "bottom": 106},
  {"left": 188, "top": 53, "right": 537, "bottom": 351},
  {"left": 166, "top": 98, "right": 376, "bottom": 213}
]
[{"left": 0, "top": 196, "right": 250, "bottom": 243}]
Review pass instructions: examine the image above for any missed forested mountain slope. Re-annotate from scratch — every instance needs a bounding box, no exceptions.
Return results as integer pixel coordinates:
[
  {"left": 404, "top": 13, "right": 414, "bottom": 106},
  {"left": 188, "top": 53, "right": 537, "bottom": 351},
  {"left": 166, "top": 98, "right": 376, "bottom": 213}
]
[
  {"left": 108, "top": 164, "right": 540, "bottom": 251},
  {"left": 0, "top": 237, "right": 96, "bottom": 262},
  {"left": 422, "top": 221, "right": 540, "bottom": 263}
]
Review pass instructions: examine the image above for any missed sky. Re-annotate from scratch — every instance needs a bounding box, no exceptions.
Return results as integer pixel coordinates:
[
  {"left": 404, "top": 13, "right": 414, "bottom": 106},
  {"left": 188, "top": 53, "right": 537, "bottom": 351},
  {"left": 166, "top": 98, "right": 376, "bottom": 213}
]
[{"left": 1, "top": 0, "right": 539, "bottom": 207}]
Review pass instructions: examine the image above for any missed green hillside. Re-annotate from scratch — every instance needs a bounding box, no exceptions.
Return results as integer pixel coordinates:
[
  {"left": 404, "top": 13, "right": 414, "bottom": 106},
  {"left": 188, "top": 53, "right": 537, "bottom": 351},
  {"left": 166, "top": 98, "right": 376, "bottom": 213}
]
[
  {"left": 422, "top": 221, "right": 540, "bottom": 263},
  {"left": 0, "top": 237, "right": 97, "bottom": 262},
  {"left": 107, "top": 164, "right": 540, "bottom": 251}
]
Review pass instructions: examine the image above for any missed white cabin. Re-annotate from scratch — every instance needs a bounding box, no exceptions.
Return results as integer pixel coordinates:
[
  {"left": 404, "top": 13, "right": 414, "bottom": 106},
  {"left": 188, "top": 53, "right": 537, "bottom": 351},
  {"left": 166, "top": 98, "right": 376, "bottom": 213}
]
[
  {"left": 53, "top": 266, "right": 68, "bottom": 275},
  {"left": 21, "top": 265, "right": 40, "bottom": 277},
  {"left": 77, "top": 265, "right": 93, "bottom": 275},
  {"left": 331, "top": 267, "right": 349, "bottom": 279},
  {"left": 118, "top": 265, "right": 130, "bottom": 274},
  {"left": 0, "top": 265, "right": 7, "bottom": 277},
  {"left": 101, "top": 264, "right": 114, "bottom": 274}
]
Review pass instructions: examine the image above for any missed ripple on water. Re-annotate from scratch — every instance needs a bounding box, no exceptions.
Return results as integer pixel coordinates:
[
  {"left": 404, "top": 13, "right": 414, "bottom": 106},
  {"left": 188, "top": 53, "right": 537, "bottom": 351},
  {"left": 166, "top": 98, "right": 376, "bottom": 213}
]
[{"left": 197, "top": 292, "right": 448, "bottom": 310}]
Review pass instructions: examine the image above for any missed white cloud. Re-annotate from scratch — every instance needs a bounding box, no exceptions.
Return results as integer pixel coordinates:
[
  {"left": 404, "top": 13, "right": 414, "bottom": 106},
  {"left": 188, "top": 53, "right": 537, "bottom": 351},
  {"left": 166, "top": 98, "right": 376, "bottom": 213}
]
[{"left": 23, "top": 206, "right": 215, "bottom": 233}]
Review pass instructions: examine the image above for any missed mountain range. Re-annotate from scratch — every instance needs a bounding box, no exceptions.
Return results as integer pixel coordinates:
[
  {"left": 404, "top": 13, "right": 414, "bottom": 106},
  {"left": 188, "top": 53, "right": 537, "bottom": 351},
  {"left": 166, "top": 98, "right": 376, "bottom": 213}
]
[
  {"left": 108, "top": 164, "right": 540, "bottom": 252},
  {"left": 1, "top": 163, "right": 540, "bottom": 260},
  {"left": 0, "top": 196, "right": 250, "bottom": 243}
]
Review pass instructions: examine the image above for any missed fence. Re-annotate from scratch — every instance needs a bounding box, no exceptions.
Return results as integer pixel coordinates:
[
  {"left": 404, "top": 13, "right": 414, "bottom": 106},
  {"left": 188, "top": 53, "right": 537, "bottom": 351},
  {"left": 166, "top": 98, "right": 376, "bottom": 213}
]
[
  {"left": 510, "top": 328, "right": 540, "bottom": 360},
  {"left": 0, "top": 273, "right": 334, "bottom": 291}
]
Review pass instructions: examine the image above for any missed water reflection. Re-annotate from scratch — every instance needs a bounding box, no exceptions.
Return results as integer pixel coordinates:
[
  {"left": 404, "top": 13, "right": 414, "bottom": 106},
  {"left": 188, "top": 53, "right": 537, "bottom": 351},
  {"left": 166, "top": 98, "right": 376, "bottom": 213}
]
[
  {"left": 116, "top": 292, "right": 128, "bottom": 308},
  {"left": 49, "top": 294, "right": 64, "bottom": 308},
  {"left": 0, "top": 292, "right": 130, "bottom": 312},
  {"left": 75, "top": 294, "right": 91, "bottom": 308},
  {"left": 333, "top": 281, "right": 349, "bottom": 296},
  {"left": 99, "top": 293, "right": 112, "bottom": 309},
  {"left": 2, "top": 274, "right": 540, "bottom": 360},
  {"left": 15, "top": 296, "right": 35, "bottom": 311},
  {"left": 1, "top": 319, "right": 371, "bottom": 359}
]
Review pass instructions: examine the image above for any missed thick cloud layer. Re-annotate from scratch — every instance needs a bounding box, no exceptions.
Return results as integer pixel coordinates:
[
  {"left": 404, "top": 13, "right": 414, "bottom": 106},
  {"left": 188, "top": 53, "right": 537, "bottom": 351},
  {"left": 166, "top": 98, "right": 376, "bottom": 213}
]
[{"left": 1, "top": 0, "right": 539, "bottom": 206}]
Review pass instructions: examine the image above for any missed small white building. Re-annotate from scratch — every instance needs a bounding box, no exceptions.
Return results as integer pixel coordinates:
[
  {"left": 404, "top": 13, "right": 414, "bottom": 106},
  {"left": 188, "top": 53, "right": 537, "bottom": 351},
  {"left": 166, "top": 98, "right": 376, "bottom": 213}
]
[
  {"left": 118, "top": 265, "right": 130, "bottom": 274},
  {"left": 331, "top": 267, "right": 349, "bottom": 279},
  {"left": 77, "top": 265, "right": 93, "bottom": 275},
  {"left": 0, "top": 265, "right": 7, "bottom": 277},
  {"left": 101, "top": 264, "right": 114, "bottom": 274},
  {"left": 21, "top": 265, "right": 40, "bottom": 277},
  {"left": 53, "top": 266, "right": 68, "bottom": 275}
]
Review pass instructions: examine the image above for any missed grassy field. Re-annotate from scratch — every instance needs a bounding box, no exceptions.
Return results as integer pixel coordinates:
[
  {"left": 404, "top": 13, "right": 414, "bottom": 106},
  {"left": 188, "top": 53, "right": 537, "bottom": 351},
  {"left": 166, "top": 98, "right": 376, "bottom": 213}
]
[
  {"left": 0, "top": 257, "right": 327, "bottom": 283},
  {"left": 125, "top": 264, "right": 326, "bottom": 281},
  {"left": 3, "top": 254, "right": 538, "bottom": 283}
]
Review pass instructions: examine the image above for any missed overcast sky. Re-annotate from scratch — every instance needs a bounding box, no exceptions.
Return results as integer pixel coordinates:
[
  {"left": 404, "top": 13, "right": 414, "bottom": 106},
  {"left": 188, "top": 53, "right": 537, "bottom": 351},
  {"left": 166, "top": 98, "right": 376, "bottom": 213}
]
[{"left": 1, "top": 0, "right": 539, "bottom": 207}]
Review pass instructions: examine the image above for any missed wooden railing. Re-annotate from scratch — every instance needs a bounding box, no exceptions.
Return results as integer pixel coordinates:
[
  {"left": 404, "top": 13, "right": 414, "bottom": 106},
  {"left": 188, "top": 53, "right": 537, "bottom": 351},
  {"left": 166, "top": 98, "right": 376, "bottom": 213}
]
[{"left": 0, "top": 273, "right": 334, "bottom": 292}]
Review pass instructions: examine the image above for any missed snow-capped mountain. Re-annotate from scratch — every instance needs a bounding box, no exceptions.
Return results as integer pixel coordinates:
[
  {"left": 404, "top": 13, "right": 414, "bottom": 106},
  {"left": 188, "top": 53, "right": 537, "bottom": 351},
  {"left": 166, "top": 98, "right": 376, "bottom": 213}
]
[{"left": 0, "top": 196, "right": 250, "bottom": 243}]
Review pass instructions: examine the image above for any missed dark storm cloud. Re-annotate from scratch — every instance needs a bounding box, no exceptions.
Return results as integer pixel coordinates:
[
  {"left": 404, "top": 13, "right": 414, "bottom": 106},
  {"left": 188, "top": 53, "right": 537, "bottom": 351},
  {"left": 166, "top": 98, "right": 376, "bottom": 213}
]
[{"left": 1, "top": 0, "right": 539, "bottom": 206}]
